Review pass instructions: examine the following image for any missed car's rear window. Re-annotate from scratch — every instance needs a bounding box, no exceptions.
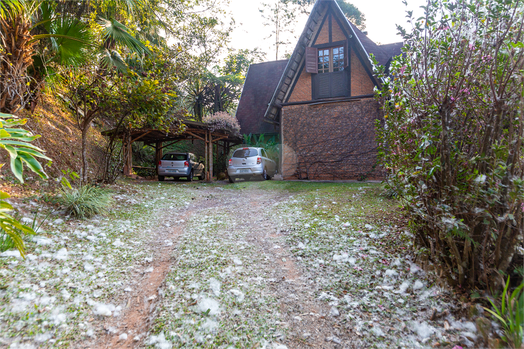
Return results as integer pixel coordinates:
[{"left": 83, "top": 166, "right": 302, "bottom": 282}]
[
  {"left": 162, "top": 154, "right": 187, "bottom": 161},
  {"left": 233, "top": 149, "right": 259, "bottom": 158}
]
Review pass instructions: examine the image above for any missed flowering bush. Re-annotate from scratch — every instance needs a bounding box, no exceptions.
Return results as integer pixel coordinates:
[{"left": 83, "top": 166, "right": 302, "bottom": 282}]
[
  {"left": 203, "top": 111, "right": 241, "bottom": 136},
  {"left": 374, "top": 0, "right": 524, "bottom": 290}
]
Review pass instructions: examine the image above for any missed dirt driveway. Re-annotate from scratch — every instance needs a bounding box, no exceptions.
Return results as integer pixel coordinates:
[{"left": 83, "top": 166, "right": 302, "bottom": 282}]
[
  {"left": 1, "top": 181, "right": 470, "bottom": 349},
  {"left": 96, "top": 184, "right": 347, "bottom": 348}
]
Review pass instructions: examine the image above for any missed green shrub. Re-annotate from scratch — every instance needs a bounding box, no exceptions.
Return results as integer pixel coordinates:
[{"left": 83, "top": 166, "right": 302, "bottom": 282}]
[
  {"left": 374, "top": 0, "right": 524, "bottom": 290},
  {"left": 0, "top": 112, "right": 50, "bottom": 258},
  {"left": 58, "top": 185, "right": 112, "bottom": 219}
]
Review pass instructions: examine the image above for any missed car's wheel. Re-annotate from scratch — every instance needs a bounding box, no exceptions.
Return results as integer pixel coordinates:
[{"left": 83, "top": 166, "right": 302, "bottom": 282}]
[
  {"left": 187, "top": 171, "right": 194, "bottom": 182},
  {"left": 158, "top": 175, "right": 165, "bottom": 181},
  {"left": 262, "top": 168, "right": 269, "bottom": 180},
  {"left": 229, "top": 176, "right": 236, "bottom": 183}
]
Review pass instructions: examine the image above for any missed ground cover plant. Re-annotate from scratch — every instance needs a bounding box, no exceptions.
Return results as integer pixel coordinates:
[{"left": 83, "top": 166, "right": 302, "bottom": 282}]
[
  {"left": 1, "top": 179, "right": 505, "bottom": 348},
  {"left": 218, "top": 181, "right": 489, "bottom": 348},
  {"left": 375, "top": 0, "right": 524, "bottom": 291},
  {"left": 0, "top": 181, "right": 192, "bottom": 348}
]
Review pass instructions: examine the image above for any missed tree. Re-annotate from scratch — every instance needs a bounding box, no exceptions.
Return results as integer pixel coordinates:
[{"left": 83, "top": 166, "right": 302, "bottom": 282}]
[
  {"left": 259, "top": 0, "right": 300, "bottom": 60},
  {"left": 0, "top": 0, "right": 150, "bottom": 113},
  {"left": 286, "top": 0, "right": 366, "bottom": 29},
  {"left": 375, "top": 0, "right": 524, "bottom": 290}
]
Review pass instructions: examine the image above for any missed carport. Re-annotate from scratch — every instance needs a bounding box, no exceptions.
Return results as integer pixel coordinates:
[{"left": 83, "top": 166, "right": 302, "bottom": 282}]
[{"left": 103, "top": 121, "right": 242, "bottom": 181}]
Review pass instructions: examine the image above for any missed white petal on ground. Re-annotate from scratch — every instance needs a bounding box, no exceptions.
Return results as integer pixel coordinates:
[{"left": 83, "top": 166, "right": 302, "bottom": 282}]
[
  {"left": 147, "top": 332, "right": 172, "bottom": 349},
  {"left": 197, "top": 297, "right": 221, "bottom": 315},
  {"left": 209, "top": 278, "right": 221, "bottom": 297},
  {"left": 229, "top": 289, "right": 245, "bottom": 303},
  {"left": 93, "top": 303, "right": 116, "bottom": 316},
  {"left": 413, "top": 280, "right": 424, "bottom": 291},
  {"left": 112, "top": 238, "right": 125, "bottom": 247},
  {"left": 54, "top": 248, "right": 68, "bottom": 260},
  {"left": 410, "top": 321, "right": 437, "bottom": 339},
  {"left": 0, "top": 250, "right": 22, "bottom": 258}
]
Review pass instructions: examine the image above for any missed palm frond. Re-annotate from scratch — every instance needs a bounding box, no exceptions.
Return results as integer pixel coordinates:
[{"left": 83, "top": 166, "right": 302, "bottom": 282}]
[
  {"left": 48, "top": 17, "right": 90, "bottom": 65},
  {"left": 98, "top": 17, "right": 149, "bottom": 55},
  {"left": 99, "top": 48, "right": 128, "bottom": 72},
  {"left": 0, "top": 0, "right": 22, "bottom": 19}
]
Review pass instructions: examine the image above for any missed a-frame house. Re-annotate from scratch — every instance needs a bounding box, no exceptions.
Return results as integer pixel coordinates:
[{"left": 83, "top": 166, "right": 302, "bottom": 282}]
[{"left": 236, "top": 0, "right": 402, "bottom": 180}]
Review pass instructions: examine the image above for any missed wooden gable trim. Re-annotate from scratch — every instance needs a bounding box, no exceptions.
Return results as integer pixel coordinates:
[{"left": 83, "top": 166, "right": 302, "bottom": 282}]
[
  {"left": 329, "top": 13, "right": 332, "bottom": 43},
  {"left": 313, "top": 40, "right": 346, "bottom": 49},
  {"left": 311, "top": 6, "right": 330, "bottom": 46},
  {"left": 331, "top": 8, "right": 381, "bottom": 87}
]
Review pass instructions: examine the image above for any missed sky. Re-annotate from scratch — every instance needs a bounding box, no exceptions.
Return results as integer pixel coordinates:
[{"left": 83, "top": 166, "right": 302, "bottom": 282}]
[{"left": 227, "top": 0, "right": 427, "bottom": 61}]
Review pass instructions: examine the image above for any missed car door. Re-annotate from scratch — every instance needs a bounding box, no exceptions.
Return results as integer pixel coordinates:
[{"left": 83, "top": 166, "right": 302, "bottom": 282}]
[
  {"left": 190, "top": 154, "right": 202, "bottom": 175},
  {"left": 262, "top": 149, "right": 276, "bottom": 174}
]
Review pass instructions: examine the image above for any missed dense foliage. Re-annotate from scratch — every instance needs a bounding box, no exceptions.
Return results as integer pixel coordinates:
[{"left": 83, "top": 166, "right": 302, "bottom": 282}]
[
  {"left": 375, "top": 0, "right": 524, "bottom": 290},
  {"left": 0, "top": 112, "right": 50, "bottom": 257}
]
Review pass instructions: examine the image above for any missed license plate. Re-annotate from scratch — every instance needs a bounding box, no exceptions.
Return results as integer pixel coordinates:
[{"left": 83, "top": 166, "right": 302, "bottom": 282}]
[
  {"left": 166, "top": 169, "right": 177, "bottom": 173},
  {"left": 239, "top": 169, "right": 250, "bottom": 173}
]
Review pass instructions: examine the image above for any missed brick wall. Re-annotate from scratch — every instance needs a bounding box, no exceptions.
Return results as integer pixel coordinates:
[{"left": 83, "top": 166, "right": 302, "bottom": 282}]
[
  {"left": 350, "top": 48, "right": 375, "bottom": 96},
  {"left": 315, "top": 15, "right": 330, "bottom": 44},
  {"left": 288, "top": 70, "right": 312, "bottom": 102},
  {"left": 332, "top": 17, "right": 346, "bottom": 42},
  {"left": 281, "top": 98, "right": 384, "bottom": 180}
]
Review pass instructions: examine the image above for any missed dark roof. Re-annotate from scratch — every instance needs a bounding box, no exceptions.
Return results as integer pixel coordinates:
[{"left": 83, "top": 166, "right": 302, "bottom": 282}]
[
  {"left": 263, "top": 0, "right": 403, "bottom": 125},
  {"left": 349, "top": 22, "right": 403, "bottom": 66},
  {"left": 102, "top": 120, "right": 242, "bottom": 144},
  {"left": 235, "top": 60, "right": 288, "bottom": 135},
  {"left": 379, "top": 42, "right": 404, "bottom": 59}
]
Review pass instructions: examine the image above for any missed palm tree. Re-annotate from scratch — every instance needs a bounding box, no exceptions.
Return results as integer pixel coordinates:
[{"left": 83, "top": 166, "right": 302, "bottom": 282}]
[
  {"left": 0, "top": 0, "right": 89, "bottom": 112},
  {"left": 0, "top": 0, "right": 150, "bottom": 113}
]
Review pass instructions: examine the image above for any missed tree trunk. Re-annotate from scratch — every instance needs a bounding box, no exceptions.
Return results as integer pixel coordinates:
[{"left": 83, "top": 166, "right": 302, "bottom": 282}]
[
  {"left": 81, "top": 126, "right": 89, "bottom": 184},
  {"left": 0, "top": 13, "right": 35, "bottom": 113}
]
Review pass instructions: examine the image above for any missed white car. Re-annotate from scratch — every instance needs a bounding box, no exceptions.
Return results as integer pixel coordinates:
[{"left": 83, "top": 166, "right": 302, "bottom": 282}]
[
  {"left": 158, "top": 152, "right": 204, "bottom": 181},
  {"left": 227, "top": 147, "right": 277, "bottom": 183}
]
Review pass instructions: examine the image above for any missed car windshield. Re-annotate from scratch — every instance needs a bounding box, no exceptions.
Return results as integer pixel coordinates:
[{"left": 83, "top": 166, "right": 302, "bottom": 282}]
[
  {"left": 162, "top": 154, "right": 187, "bottom": 161},
  {"left": 233, "top": 149, "right": 259, "bottom": 158}
]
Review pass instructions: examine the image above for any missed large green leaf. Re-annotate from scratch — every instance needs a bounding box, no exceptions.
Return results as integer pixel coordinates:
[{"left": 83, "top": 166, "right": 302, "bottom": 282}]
[
  {"left": 99, "top": 48, "right": 128, "bottom": 72},
  {"left": 48, "top": 17, "right": 90, "bottom": 66},
  {"left": 98, "top": 17, "right": 149, "bottom": 55}
]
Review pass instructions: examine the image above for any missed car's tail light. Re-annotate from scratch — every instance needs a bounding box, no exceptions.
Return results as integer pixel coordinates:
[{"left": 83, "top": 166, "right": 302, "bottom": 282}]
[
  {"left": 184, "top": 161, "right": 189, "bottom": 167},
  {"left": 229, "top": 159, "right": 232, "bottom": 166},
  {"left": 257, "top": 157, "right": 261, "bottom": 164},
  {"left": 243, "top": 147, "right": 249, "bottom": 150},
  {"left": 158, "top": 161, "right": 162, "bottom": 166}
]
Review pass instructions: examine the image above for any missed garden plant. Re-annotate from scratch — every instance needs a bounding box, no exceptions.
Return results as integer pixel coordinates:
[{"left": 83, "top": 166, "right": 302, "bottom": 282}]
[{"left": 375, "top": 0, "right": 524, "bottom": 290}]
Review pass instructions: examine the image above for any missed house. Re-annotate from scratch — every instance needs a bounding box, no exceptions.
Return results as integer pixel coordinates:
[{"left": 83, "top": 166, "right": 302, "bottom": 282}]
[
  {"left": 236, "top": 0, "right": 402, "bottom": 180},
  {"left": 235, "top": 60, "right": 287, "bottom": 138}
]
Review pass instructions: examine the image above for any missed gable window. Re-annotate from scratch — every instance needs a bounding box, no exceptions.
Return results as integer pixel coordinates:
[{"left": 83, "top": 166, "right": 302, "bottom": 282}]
[
  {"left": 306, "top": 43, "right": 349, "bottom": 100},
  {"left": 318, "top": 46, "right": 345, "bottom": 73}
]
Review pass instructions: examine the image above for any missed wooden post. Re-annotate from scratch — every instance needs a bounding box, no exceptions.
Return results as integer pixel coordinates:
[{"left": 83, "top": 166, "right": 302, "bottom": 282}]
[
  {"left": 155, "top": 141, "right": 162, "bottom": 176},
  {"left": 205, "top": 131, "right": 209, "bottom": 181},
  {"left": 123, "top": 131, "right": 132, "bottom": 176},
  {"left": 209, "top": 132, "right": 213, "bottom": 181}
]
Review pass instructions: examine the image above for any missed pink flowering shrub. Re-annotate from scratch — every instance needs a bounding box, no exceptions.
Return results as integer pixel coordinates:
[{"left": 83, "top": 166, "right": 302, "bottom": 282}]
[
  {"left": 203, "top": 112, "right": 240, "bottom": 136},
  {"left": 374, "top": 0, "right": 524, "bottom": 291}
]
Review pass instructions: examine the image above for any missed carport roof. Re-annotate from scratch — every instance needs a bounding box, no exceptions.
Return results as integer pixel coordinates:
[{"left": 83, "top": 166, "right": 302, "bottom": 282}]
[{"left": 102, "top": 120, "right": 242, "bottom": 144}]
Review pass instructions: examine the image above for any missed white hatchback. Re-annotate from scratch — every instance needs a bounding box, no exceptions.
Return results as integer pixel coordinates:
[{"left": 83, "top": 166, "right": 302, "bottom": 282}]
[{"left": 227, "top": 147, "right": 277, "bottom": 183}]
